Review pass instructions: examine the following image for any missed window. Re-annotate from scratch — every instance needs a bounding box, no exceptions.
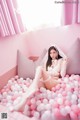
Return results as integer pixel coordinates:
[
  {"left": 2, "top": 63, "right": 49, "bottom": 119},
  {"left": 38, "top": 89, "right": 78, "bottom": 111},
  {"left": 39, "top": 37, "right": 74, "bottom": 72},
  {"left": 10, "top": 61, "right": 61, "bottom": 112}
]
[{"left": 16, "top": 0, "right": 62, "bottom": 30}]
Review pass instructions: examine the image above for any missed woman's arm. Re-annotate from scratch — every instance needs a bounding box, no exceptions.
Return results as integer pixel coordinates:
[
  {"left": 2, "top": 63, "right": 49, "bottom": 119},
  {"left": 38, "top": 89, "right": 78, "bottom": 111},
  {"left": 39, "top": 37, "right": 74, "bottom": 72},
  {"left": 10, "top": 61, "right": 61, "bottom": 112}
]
[
  {"left": 60, "top": 59, "right": 67, "bottom": 78},
  {"left": 53, "top": 44, "right": 68, "bottom": 60}
]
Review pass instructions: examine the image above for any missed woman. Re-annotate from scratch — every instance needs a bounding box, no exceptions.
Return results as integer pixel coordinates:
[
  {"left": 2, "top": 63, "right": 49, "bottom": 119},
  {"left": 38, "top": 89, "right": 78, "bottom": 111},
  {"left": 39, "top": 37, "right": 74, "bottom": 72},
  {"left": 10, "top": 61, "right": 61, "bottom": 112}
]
[{"left": 13, "top": 45, "right": 68, "bottom": 111}]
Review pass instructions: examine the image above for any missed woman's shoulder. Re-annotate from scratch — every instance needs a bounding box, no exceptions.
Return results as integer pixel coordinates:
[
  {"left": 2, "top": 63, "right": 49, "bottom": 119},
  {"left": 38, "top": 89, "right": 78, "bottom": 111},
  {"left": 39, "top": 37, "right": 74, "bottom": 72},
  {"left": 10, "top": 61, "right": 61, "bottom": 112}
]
[{"left": 59, "top": 57, "right": 68, "bottom": 63}]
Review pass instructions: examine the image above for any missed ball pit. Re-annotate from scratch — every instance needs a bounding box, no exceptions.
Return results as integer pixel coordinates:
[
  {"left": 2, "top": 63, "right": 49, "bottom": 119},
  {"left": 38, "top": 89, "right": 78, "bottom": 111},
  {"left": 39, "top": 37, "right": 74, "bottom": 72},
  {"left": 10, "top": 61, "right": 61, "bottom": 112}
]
[{"left": 0, "top": 75, "right": 80, "bottom": 120}]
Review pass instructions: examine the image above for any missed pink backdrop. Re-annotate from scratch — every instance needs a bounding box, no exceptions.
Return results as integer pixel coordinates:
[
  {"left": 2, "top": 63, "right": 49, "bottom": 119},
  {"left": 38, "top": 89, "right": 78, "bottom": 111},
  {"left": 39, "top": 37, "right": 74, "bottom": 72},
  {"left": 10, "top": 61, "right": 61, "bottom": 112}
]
[{"left": 0, "top": 24, "right": 80, "bottom": 76}]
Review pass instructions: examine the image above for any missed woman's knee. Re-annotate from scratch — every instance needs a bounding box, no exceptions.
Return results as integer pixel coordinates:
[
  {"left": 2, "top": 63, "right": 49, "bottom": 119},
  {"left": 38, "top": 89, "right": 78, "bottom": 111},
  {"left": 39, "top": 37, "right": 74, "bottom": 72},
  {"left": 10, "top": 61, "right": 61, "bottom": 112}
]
[{"left": 36, "top": 66, "right": 43, "bottom": 71}]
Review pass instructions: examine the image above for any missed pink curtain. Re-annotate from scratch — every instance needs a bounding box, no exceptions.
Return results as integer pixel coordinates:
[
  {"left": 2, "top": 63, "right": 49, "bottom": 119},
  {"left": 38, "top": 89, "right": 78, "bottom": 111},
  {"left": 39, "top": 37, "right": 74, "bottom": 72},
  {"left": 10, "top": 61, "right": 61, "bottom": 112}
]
[
  {"left": 61, "top": 0, "right": 80, "bottom": 25},
  {"left": 0, "top": 0, "right": 26, "bottom": 37}
]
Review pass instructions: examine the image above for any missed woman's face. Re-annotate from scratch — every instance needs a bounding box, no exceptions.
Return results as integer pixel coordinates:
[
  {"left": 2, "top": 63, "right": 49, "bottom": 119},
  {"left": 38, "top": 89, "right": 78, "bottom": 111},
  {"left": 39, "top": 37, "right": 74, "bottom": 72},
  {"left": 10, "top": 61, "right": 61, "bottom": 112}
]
[{"left": 50, "top": 49, "right": 58, "bottom": 59}]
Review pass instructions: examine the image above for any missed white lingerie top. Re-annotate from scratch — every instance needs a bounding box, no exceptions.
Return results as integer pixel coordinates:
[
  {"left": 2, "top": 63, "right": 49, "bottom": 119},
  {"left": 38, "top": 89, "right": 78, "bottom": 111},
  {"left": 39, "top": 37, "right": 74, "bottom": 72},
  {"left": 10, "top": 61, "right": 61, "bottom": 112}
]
[{"left": 47, "top": 58, "right": 62, "bottom": 76}]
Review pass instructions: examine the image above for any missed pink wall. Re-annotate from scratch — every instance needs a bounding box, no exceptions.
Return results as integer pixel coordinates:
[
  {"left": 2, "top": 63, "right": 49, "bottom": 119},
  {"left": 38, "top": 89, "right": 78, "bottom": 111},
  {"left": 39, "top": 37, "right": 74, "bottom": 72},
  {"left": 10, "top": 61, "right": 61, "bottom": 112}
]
[
  {"left": 0, "top": 24, "right": 80, "bottom": 76},
  {"left": 26, "top": 24, "right": 80, "bottom": 56},
  {"left": 0, "top": 32, "right": 30, "bottom": 76}
]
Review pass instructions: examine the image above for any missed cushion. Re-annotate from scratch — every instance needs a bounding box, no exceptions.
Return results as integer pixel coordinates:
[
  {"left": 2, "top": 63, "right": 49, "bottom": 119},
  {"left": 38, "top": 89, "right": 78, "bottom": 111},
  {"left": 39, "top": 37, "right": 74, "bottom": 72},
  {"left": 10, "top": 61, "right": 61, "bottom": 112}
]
[
  {"left": 34, "top": 48, "right": 47, "bottom": 68},
  {"left": 17, "top": 50, "right": 35, "bottom": 79},
  {"left": 67, "top": 38, "right": 80, "bottom": 75}
]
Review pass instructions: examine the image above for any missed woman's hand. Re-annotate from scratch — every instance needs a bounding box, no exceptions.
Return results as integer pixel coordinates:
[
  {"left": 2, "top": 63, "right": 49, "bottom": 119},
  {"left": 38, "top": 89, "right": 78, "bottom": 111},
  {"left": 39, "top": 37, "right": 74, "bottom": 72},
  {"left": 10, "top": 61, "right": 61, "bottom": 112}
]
[{"left": 62, "top": 57, "right": 68, "bottom": 63}]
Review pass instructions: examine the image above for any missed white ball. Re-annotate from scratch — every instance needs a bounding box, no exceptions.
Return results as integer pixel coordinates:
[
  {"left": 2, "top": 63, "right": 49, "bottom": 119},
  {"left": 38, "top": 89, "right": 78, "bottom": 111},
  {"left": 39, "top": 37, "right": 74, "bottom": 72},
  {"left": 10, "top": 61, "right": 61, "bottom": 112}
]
[
  {"left": 71, "top": 94, "right": 77, "bottom": 100},
  {"left": 8, "top": 80, "right": 12, "bottom": 84},
  {"left": 66, "top": 95, "right": 71, "bottom": 101},
  {"left": 47, "top": 94, "right": 52, "bottom": 99},
  {"left": 7, "top": 95, "right": 12, "bottom": 100},
  {"left": 64, "top": 78, "right": 69, "bottom": 83},
  {"left": 8, "top": 106, "right": 14, "bottom": 111},
  {"left": 37, "top": 103, "right": 45, "bottom": 111},
  {"left": 60, "top": 108, "right": 67, "bottom": 116},
  {"left": 65, "top": 106, "right": 71, "bottom": 113},
  {"left": 43, "top": 99, "right": 48, "bottom": 104},
  {"left": 2, "top": 92, "right": 7, "bottom": 97},
  {"left": 30, "top": 98, "right": 36, "bottom": 104},
  {"left": 74, "top": 81, "right": 79, "bottom": 87},
  {"left": 40, "top": 87, "right": 47, "bottom": 93},
  {"left": 42, "top": 93, "right": 47, "bottom": 99},
  {"left": 6, "top": 102, "right": 12, "bottom": 107},
  {"left": 33, "top": 111, "right": 40, "bottom": 119},
  {"left": 78, "top": 99, "right": 80, "bottom": 103},
  {"left": 57, "top": 94, "right": 62, "bottom": 98},
  {"left": 36, "top": 100, "right": 41, "bottom": 106},
  {"left": 78, "top": 103, "right": 80, "bottom": 108},
  {"left": 14, "top": 91, "right": 19, "bottom": 95},
  {"left": 20, "top": 78, "right": 23, "bottom": 81},
  {"left": 49, "top": 99, "right": 54, "bottom": 105},
  {"left": 67, "top": 92, "right": 72, "bottom": 96},
  {"left": 57, "top": 98, "right": 63, "bottom": 105},
  {"left": 45, "top": 104, "right": 51, "bottom": 110},
  {"left": 13, "top": 100, "right": 18, "bottom": 105},
  {"left": 41, "top": 110, "right": 52, "bottom": 120},
  {"left": 23, "top": 104, "right": 29, "bottom": 114},
  {"left": 0, "top": 94, "right": 2, "bottom": 100}
]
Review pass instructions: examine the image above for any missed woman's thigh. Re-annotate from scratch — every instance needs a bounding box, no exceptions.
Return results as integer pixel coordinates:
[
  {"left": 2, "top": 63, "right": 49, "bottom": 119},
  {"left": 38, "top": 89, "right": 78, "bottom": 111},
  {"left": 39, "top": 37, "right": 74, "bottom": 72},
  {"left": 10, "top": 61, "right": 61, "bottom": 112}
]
[
  {"left": 38, "top": 80, "right": 45, "bottom": 88},
  {"left": 44, "top": 78, "right": 59, "bottom": 90},
  {"left": 41, "top": 68, "right": 49, "bottom": 80}
]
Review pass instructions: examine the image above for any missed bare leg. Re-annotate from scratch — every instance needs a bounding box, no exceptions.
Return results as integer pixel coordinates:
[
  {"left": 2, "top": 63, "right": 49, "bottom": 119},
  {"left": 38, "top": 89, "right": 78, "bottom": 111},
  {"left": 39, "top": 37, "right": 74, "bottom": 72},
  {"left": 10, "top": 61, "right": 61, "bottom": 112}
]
[
  {"left": 39, "top": 69, "right": 59, "bottom": 90},
  {"left": 12, "top": 66, "right": 43, "bottom": 112}
]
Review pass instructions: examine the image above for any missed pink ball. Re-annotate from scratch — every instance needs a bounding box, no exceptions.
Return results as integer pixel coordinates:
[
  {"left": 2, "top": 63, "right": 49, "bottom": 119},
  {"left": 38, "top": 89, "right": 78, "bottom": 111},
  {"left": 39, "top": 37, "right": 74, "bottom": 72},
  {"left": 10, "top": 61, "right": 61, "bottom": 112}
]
[
  {"left": 6, "top": 88, "right": 10, "bottom": 92},
  {"left": 70, "top": 111, "right": 78, "bottom": 120},
  {"left": 26, "top": 82, "right": 30, "bottom": 87},
  {"left": 30, "top": 110, "right": 35, "bottom": 116},
  {"left": 66, "top": 75, "right": 69, "bottom": 77},
  {"left": 55, "top": 84, "right": 60, "bottom": 90},
  {"left": 1, "top": 89, "right": 5, "bottom": 93},
  {"left": 15, "top": 75, "right": 19, "bottom": 80},
  {"left": 52, "top": 87, "right": 56, "bottom": 92},
  {"left": 11, "top": 95, "right": 19, "bottom": 101},
  {"left": 11, "top": 78, "right": 15, "bottom": 81},
  {"left": 2, "top": 99, "right": 7, "bottom": 103},
  {"left": 61, "top": 83, "right": 66, "bottom": 89},
  {"left": 30, "top": 104, "right": 36, "bottom": 110},
  {"left": 71, "top": 105, "right": 80, "bottom": 114},
  {"left": 65, "top": 100, "right": 71, "bottom": 106},
  {"left": 78, "top": 95, "right": 80, "bottom": 99},
  {"left": 53, "top": 102, "right": 59, "bottom": 108},
  {"left": 54, "top": 108, "right": 61, "bottom": 117},
  {"left": 26, "top": 99, "right": 31, "bottom": 106},
  {"left": 62, "top": 91, "right": 67, "bottom": 96}
]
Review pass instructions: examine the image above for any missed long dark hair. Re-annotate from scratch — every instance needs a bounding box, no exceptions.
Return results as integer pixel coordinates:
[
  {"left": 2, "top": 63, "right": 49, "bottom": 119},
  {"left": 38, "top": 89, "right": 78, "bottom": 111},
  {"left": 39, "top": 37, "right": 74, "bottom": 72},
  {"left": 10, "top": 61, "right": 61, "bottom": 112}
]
[{"left": 46, "top": 46, "right": 62, "bottom": 70}]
